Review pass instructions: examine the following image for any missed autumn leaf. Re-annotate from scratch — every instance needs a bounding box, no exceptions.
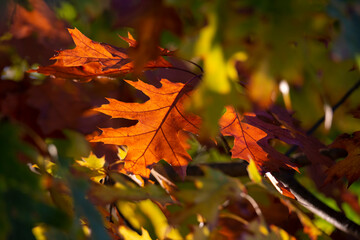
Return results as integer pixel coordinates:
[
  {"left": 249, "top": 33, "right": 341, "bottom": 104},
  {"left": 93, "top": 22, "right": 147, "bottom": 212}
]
[
  {"left": 220, "top": 106, "right": 298, "bottom": 173},
  {"left": 9, "top": 0, "right": 71, "bottom": 45},
  {"left": 91, "top": 79, "right": 200, "bottom": 178},
  {"left": 326, "top": 132, "right": 360, "bottom": 186},
  {"left": 29, "top": 28, "right": 172, "bottom": 80},
  {"left": 220, "top": 106, "right": 334, "bottom": 174}
]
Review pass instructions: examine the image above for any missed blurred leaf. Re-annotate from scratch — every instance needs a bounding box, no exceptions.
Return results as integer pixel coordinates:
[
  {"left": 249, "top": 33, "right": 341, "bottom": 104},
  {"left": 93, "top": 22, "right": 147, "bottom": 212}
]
[
  {"left": 247, "top": 159, "right": 262, "bottom": 184},
  {"left": 48, "top": 129, "right": 90, "bottom": 159},
  {"left": 119, "top": 226, "right": 152, "bottom": 240},
  {"left": 68, "top": 173, "right": 111, "bottom": 240},
  {"left": 171, "top": 167, "right": 242, "bottom": 229},
  {"left": 9, "top": 0, "right": 71, "bottom": 46},
  {"left": 78, "top": 151, "right": 105, "bottom": 170},
  {"left": 326, "top": 131, "right": 360, "bottom": 186},
  {"left": 55, "top": 1, "right": 77, "bottom": 22},
  {"left": 247, "top": 222, "right": 297, "bottom": 240},
  {"left": 248, "top": 63, "right": 277, "bottom": 108},
  {"left": 89, "top": 173, "right": 172, "bottom": 205},
  {"left": 116, "top": 199, "right": 181, "bottom": 240},
  {"left": 76, "top": 151, "right": 106, "bottom": 182},
  {"left": 190, "top": 0, "right": 242, "bottom": 136},
  {"left": 0, "top": 122, "right": 69, "bottom": 239}
]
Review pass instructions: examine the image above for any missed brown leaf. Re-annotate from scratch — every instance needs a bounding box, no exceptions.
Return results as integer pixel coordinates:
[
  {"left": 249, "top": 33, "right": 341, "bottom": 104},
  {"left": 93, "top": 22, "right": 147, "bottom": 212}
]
[
  {"left": 91, "top": 79, "right": 200, "bottom": 178},
  {"left": 29, "top": 28, "right": 172, "bottom": 80},
  {"left": 0, "top": 78, "right": 92, "bottom": 136},
  {"left": 326, "top": 132, "right": 360, "bottom": 186},
  {"left": 247, "top": 106, "right": 333, "bottom": 167},
  {"left": 27, "top": 79, "right": 90, "bottom": 134}
]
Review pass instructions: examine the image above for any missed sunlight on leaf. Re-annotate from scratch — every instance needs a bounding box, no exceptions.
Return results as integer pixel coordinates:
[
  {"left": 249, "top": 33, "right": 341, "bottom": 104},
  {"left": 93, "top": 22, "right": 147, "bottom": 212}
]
[
  {"left": 247, "top": 158, "right": 262, "bottom": 184},
  {"left": 32, "top": 225, "right": 46, "bottom": 240},
  {"left": 138, "top": 200, "right": 182, "bottom": 240},
  {"left": 77, "top": 152, "right": 105, "bottom": 170},
  {"left": 116, "top": 199, "right": 181, "bottom": 240},
  {"left": 119, "top": 226, "right": 152, "bottom": 240},
  {"left": 92, "top": 79, "right": 201, "bottom": 178}
]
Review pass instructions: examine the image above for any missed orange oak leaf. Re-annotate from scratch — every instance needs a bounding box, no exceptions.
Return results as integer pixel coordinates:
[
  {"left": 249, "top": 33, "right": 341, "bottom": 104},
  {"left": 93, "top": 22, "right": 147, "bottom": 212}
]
[
  {"left": 326, "top": 132, "right": 360, "bottom": 186},
  {"left": 91, "top": 79, "right": 200, "bottom": 178},
  {"left": 29, "top": 28, "right": 172, "bottom": 80},
  {"left": 220, "top": 106, "right": 298, "bottom": 174}
]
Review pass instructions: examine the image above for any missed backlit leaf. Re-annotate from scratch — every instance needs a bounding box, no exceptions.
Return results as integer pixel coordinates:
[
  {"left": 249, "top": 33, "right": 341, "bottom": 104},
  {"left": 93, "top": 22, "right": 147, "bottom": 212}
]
[
  {"left": 91, "top": 79, "right": 201, "bottom": 178},
  {"left": 29, "top": 28, "right": 172, "bottom": 80},
  {"left": 220, "top": 106, "right": 298, "bottom": 173}
]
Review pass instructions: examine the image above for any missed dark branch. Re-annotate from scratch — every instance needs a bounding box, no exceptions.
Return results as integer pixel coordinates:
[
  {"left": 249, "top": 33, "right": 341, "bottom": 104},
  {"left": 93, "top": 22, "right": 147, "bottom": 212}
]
[
  {"left": 187, "top": 159, "right": 360, "bottom": 239},
  {"left": 273, "top": 170, "right": 360, "bottom": 239}
]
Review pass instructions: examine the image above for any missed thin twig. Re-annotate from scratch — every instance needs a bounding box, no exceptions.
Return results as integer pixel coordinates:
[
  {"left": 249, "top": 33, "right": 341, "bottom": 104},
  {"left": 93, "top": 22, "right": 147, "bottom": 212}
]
[
  {"left": 286, "top": 78, "right": 360, "bottom": 156},
  {"left": 307, "top": 78, "right": 360, "bottom": 136}
]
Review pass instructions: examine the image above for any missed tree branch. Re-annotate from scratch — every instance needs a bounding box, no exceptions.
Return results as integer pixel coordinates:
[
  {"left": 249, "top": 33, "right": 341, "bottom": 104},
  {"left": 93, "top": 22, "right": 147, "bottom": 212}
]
[
  {"left": 273, "top": 169, "right": 360, "bottom": 239},
  {"left": 187, "top": 161, "right": 360, "bottom": 239}
]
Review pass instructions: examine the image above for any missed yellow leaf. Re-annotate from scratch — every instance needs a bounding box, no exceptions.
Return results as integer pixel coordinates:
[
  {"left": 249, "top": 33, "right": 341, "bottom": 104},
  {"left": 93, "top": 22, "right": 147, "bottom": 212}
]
[
  {"left": 77, "top": 151, "right": 105, "bottom": 170},
  {"left": 119, "top": 226, "right": 152, "bottom": 240},
  {"left": 247, "top": 158, "right": 262, "bottom": 183}
]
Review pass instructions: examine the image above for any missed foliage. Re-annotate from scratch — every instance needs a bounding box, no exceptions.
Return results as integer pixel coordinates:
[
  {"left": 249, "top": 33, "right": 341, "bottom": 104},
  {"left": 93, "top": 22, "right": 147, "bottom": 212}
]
[{"left": 1, "top": 0, "right": 360, "bottom": 239}]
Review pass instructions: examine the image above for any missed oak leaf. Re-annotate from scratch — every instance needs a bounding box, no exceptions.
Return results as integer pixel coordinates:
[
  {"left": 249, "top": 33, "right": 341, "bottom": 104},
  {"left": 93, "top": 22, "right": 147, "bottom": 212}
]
[
  {"left": 29, "top": 28, "right": 172, "bottom": 80},
  {"left": 221, "top": 106, "right": 334, "bottom": 174},
  {"left": 326, "top": 132, "right": 360, "bottom": 186},
  {"left": 91, "top": 79, "right": 200, "bottom": 178},
  {"left": 220, "top": 106, "right": 298, "bottom": 174}
]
